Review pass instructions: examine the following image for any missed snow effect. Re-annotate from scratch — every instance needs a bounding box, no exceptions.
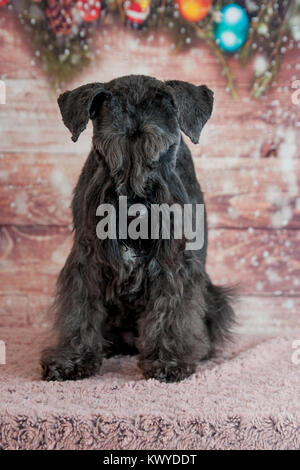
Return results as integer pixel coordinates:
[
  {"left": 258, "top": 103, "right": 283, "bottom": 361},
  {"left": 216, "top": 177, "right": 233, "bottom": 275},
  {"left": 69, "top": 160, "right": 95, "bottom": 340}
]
[
  {"left": 271, "top": 206, "right": 293, "bottom": 228},
  {"left": 278, "top": 128, "right": 297, "bottom": 171},
  {"left": 261, "top": 128, "right": 300, "bottom": 228},
  {"left": 266, "top": 269, "right": 283, "bottom": 284},
  {"left": 50, "top": 170, "right": 72, "bottom": 200},
  {"left": 256, "top": 281, "right": 264, "bottom": 292},
  {"left": 245, "top": 0, "right": 259, "bottom": 13},
  {"left": 254, "top": 55, "right": 268, "bottom": 76},
  {"left": 14, "top": 191, "right": 28, "bottom": 215},
  {"left": 0, "top": 171, "right": 8, "bottom": 182},
  {"left": 282, "top": 299, "right": 294, "bottom": 310}
]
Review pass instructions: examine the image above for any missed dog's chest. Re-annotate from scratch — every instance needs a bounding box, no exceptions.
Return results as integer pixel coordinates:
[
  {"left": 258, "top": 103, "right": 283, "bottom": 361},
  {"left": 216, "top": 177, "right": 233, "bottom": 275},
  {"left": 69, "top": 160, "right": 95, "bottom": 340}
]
[
  {"left": 103, "top": 244, "right": 147, "bottom": 303},
  {"left": 121, "top": 246, "right": 137, "bottom": 267}
]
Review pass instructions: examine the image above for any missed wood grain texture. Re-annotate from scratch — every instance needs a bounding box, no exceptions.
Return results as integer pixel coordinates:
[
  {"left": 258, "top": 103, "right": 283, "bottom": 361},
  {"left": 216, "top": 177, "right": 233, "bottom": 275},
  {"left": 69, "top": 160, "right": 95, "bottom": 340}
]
[
  {"left": 235, "top": 296, "right": 300, "bottom": 336},
  {"left": 0, "top": 13, "right": 299, "bottom": 159},
  {"left": 207, "top": 228, "right": 300, "bottom": 296},
  {"left": 0, "top": 294, "right": 52, "bottom": 328},
  {"left": 0, "top": 14, "right": 42, "bottom": 80},
  {"left": 1, "top": 153, "right": 299, "bottom": 228},
  {"left": 0, "top": 225, "right": 71, "bottom": 296},
  {"left": 0, "top": 11, "right": 299, "bottom": 334}
]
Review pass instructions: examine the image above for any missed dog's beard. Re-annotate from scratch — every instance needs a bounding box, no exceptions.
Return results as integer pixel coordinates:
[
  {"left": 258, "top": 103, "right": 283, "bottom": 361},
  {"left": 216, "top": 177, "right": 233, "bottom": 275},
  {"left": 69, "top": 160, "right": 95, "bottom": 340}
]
[
  {"left": 93, "top": 124, "right": 174, "bottom": 197},
  {"left": 148, "top": 169, "right": 188, "bottom": 268},
  {"left": 83, "top": 130, "right": 187, "bottom": 274}
]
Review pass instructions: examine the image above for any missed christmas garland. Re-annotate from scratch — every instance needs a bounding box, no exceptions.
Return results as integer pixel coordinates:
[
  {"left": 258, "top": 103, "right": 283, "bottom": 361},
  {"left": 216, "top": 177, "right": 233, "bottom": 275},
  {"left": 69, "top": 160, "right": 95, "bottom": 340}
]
[{"left": 1, "top": 0, "right": 298, "bottom": 98}]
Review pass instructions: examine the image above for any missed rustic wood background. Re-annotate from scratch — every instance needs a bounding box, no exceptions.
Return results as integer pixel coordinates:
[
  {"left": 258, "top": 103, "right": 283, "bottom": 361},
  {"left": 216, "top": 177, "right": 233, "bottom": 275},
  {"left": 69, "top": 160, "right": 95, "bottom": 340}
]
[{"left": 0, "top": 12, "right": 299, "bottom": 335}]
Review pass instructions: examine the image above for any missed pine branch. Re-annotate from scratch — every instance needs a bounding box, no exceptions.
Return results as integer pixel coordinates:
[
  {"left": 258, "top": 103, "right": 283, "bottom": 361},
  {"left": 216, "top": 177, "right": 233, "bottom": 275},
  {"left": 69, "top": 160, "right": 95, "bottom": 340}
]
[
  {"left": 251, "top": 0, "right": 294, "bottom": 98},
  {"left": 15, "top": 0, "right": 92, "bottom": 90},
  {"left": 117, "top": 0, "right": 125, "bottom": 23},
  {"left": 157, "top": 0, "right": 167, "bottom": 29},
  {"left": 239, "top": 0, "right": 273, "bottom": 65},
  {"left": 193, "top": 22, "right": 238, "bottom": 100}
]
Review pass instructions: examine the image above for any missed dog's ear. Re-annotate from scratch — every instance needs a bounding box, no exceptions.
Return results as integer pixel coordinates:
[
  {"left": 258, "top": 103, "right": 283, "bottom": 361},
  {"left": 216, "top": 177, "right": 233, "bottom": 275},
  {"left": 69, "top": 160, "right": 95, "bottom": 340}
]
[
  {"left": 58, "top": 83, "right": 109, "bottom": 142},
  {"left": 165, "top": 80, "right": 214, "bottom": 144}
]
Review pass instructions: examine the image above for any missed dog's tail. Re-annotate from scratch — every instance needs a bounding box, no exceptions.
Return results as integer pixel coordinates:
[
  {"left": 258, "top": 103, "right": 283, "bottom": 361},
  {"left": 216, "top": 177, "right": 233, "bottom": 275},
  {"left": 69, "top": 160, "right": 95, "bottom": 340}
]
[{"left": 204, "top": 281, "right": 237, "bottom": 347}]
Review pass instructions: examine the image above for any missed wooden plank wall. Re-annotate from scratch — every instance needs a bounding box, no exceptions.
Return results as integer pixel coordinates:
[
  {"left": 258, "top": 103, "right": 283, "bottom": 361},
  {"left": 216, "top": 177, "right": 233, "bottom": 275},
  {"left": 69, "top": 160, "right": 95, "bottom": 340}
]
[{"left": 0, "top": 12, "right": 299, "bottom": 334}]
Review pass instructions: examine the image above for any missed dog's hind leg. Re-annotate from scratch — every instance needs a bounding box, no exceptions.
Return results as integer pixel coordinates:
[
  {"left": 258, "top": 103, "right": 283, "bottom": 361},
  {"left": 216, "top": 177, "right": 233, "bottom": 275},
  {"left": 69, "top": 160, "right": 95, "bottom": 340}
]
[{"left": 41, "top": 248, "right": 106, "bottom": 381}]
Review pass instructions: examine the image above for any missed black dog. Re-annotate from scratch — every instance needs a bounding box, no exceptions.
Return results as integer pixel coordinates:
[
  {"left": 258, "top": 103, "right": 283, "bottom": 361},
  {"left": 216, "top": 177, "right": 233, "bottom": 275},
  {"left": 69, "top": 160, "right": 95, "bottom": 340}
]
[{"left": 41, "top": 75, "right": 235, "bottom": 383}]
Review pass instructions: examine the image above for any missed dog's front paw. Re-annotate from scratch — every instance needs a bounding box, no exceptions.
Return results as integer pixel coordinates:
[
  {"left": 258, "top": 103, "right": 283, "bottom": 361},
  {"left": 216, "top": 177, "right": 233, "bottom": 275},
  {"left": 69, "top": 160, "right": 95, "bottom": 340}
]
[
  {"left": 139, "top": 360, "right": 195, "bottom": 383},
  {"left": 41, "top": 348, "right": 101, "bottom": 381}
]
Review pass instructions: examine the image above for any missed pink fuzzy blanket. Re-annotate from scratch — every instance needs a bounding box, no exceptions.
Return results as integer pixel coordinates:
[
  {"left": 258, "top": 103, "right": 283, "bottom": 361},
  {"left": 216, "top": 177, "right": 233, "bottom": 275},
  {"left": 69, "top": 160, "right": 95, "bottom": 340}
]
[{"left": 0, "top": 328, "right": 299, "bottom": 450}]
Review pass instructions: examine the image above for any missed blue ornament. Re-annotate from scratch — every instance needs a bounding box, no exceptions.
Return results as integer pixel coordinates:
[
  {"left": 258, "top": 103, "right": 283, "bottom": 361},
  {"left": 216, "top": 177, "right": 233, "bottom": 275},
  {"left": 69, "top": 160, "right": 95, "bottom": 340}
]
[{"left": 214, "top": 4, "right": 249, "bottom": 53}]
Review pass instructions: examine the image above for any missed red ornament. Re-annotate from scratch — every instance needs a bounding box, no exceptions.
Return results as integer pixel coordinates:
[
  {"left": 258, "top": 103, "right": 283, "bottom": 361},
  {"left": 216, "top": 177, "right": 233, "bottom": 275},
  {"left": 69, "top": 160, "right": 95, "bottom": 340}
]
[
  {"left": 76, "top": 0, "right": 101, "bottom": 22},
  {"left": 0, "top": 0, "right": 9, "bottom": 6},
  {"left": 124, "top": 0, "right": 150, "bottom": 26}
]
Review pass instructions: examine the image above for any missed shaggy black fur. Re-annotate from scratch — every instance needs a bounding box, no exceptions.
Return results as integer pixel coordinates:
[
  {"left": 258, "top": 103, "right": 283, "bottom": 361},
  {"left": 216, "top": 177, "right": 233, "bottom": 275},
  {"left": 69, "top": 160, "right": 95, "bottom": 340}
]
[{"left": 41, "top": 75, "right": 235, "bottom": 383}]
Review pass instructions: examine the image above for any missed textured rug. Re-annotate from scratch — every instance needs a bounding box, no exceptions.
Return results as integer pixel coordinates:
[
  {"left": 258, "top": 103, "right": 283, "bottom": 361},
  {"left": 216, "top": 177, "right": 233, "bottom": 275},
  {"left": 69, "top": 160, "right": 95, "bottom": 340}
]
[{"left": 0, "top": 328, "right": 299, "bottom": 450}]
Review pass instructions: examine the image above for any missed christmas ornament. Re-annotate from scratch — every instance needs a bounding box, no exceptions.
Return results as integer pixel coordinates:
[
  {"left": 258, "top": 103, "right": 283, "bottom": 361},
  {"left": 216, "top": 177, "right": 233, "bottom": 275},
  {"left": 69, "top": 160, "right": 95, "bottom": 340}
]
[
  {"left": 46, "top": 0, "right": 75, "bottom": 36},
  {"left": 124, "top": 0, "right": 150, "bottom": 27},
  {"left": 77, "top": 0, "right": 101, "bottom": 23},
  {"left": 13, "top": 0, "right": 295, "bottom": 99},
  {"left": 0, "top": 0, "right": 9, "bottom": 6},
  {"left": 177, "top": 0, "right": 212, "bottom": 23},
  {"left": 214, "top": 3, "right": 249, "bottom": 53}
]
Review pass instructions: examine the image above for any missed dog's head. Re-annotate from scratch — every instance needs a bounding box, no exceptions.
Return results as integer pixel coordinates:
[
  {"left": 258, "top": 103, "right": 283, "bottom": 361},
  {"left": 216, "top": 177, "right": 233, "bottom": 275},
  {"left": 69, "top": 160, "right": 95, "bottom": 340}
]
[{"left": 58, "top": 75, "right": 213, "bottom": 197}]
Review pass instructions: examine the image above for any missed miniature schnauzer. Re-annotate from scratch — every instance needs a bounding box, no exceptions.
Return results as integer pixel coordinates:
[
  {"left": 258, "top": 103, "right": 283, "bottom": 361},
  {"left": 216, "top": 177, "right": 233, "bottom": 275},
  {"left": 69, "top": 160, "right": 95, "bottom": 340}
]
[{"left": 41, "top": 75, "right": 235, "bottom": 383}]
